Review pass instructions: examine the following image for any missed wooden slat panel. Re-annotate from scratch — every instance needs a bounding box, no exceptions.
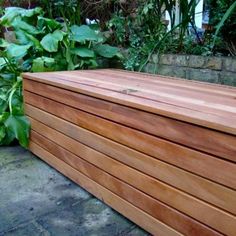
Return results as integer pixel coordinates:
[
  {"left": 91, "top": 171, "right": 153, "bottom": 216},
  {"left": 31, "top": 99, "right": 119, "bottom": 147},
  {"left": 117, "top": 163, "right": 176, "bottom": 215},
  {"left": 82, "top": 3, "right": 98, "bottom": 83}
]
[
  {"left": 27, "top": 110, "right": 236, "bottom": 215},
  {"left": 51, "top": 71, "right": 236, "bottom": 117},
  {"left": 31, "top": 130, "right": 223, "bottom": 236},
  {"left": 28, "top": 118, "right": 236, "bottom": 236},
  {"left": 23, "top": 80, "right": 236, "bottom": 162},
  {"left": 23, "top": 70, "right": 236, "bottom": 236},
  {"left": 24, "top": 96, "right": 236, "bottom": 191},
  {"left": 97, "top": 69, "right": 236, "bottom": 97},
  {"left": 22, "top": 71, "right": 236, "bottom": 135},
  {"left": 29, "top": 142, "right": 182, "bottom": 236}
]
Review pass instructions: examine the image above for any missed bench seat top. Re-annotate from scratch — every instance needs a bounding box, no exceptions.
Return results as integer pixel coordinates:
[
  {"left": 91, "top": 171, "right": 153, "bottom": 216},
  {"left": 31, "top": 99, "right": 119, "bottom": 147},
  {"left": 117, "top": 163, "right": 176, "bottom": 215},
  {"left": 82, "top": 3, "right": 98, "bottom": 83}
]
[{"left": 23, "top": 69, "right": 236, "bottom": 135}]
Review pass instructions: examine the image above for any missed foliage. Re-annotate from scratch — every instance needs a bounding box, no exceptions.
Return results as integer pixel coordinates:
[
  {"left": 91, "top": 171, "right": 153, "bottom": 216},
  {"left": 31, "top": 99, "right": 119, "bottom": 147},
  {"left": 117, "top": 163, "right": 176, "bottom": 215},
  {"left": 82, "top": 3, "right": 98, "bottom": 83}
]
[
  {"left": 0, "top": 53, "right": 30, "bottom": 147},
  {"left": 210, "top": 0, "right": 236, "bottom": 55},
  {"left": 27, "top": 0, "right": 120, "bottom": 29},
  {"left": 108, "top": 1, "right": 166, "bottom": 70},
  {"left": 108, "top": 0, "right": 203, "bottom": 71},
  {"left": 107, "top": 0, "right": 236, "bottom": 71},
  {"left": 0, "top": 7, "right": 120, "bottom": 147},
  {"left": 40, "top": 0, "right": 81, "bottom": 25}
]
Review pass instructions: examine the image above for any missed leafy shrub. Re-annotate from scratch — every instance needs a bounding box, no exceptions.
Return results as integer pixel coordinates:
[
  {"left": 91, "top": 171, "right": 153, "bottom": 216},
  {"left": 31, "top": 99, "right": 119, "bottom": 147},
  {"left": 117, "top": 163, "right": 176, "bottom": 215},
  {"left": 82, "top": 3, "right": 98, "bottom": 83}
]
[
  {"left": 210, "top": 0, "right": 236, "bottom": 55},
  {"left": 108, "top": 0, "right": 236, "bottom": 71},
  {"left": 0, "top": 7, "right": 120, "bottom": 147},
  {"left": 108, "top": 1, "right": 169, "bottom": 71},
  {"left": 0, "top": 55, "right": 30, "bottom": 147},
  {"left": 107, "top": 0, "right": 203, "bottom": 71}
]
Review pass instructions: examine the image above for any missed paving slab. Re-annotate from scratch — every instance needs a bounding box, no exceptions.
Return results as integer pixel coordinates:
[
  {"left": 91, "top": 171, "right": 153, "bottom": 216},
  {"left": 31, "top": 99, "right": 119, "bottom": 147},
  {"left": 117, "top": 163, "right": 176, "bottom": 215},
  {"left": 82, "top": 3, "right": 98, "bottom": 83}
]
[{"left": 0, "top": 146, "right": 149, "bottom": 236}]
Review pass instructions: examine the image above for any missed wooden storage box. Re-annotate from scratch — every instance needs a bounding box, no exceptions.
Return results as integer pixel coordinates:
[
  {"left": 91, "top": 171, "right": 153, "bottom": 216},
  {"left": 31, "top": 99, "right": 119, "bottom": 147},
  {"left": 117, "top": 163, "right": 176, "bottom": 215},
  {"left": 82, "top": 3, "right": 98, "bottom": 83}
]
[{"left": 23, "top": 69, "right": 236, "bottom": 236}]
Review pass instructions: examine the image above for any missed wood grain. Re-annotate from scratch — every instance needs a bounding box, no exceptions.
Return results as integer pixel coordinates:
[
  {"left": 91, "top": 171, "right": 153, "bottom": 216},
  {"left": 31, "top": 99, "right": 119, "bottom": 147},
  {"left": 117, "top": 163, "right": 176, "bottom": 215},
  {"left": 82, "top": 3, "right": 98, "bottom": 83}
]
[
  {"left": 23, "top": 69, "right": 236, "bottom": 236},
  {"left": 29, "top": 142, "right": 182, "bottom": 236},
  {"left": 28, "top": 118, "right": 236, "bottom": 236},
  {"left": 23, "top": 70, "right": 236, "bottom": 135},
  {"left": 24, "top": 80, "right": 236, "bottom": 162},
  {"left": 51, "top": 71, "right": 236, "bottom": 117},
  {"left": 30, "top": 130, "right": 223, "bottom": 236},
  {"left": 24, "top": 97, "right": 236, "bottom": 191},
  {"left": 27, "top": 111, "right": 236, "bottom": 215},
  {"left": 98, "top": 69, "right": 236, "bottom": 97}
]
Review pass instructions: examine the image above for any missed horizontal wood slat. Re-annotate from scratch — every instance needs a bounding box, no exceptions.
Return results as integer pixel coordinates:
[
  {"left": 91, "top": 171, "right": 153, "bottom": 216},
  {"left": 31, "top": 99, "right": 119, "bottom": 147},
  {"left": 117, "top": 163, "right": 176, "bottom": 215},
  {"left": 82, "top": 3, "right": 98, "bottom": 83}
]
[
  {"left": 27, "top": 118, "right": 236, "bottom": 236},
  {"left": 23, "top": 71, "right": 236, "bottom": 135},
  {"left": 48, "top": 71, "right": 236, "bottom": 116},
  {"left": 24, "top": 96, "right": 236, "bottom": 191},
  {"left": 30, "top": 129, "right": 222, "bottom": 236},
  {"left": 26, "top": 108, "right": 236, "bottom": 215},
  {"left": 101, "top": 69, "right": 236, "bottom": 97},
  {"left": 24, "top": 80, "right": 236, "bottom": 162},
  {"left": 29, "top": 142, "right": 182, "bottom": 236},
  {"left": 23, "top": 70, "right": 236, "bottom": 236}
]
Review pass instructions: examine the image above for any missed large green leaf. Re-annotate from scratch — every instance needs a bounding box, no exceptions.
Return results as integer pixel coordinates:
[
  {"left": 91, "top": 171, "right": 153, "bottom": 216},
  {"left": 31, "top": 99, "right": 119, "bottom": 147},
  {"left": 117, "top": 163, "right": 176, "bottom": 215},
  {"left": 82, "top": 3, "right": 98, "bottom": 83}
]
[
  {"left": 0, "top": 124, "right": 15, "bottom": 146},
  {"left": 71, "top": 47, "right": 95, "bottom": 58},
  {"left": 0, "top": 58, "right": 7, "bottom": 70},
  {"left": 40, "top": 30, "right": 64, "bottom": 52},
  {"left": 11, "top": 91, "right": 24, "bottom": 115},
  {"left": 0, "top": 81, "right": 9, "bottom": 114},
  {"left": 32, "top": 57, "right": 55, "bottom": 72},
  {"left": 95, "top": 44, "right": 119, "bottom": 58},
  {"left": 21, "top": 7, "right": 43, "bottom": 18},
  {"left": 0, "top": 130, "right": 15, "bottom": 145},
  {"left": 0, "top": 8, "right": 21, "bottom": 26},
  {"left": 70, "top": 25, "right": 100, "bottom": 42},
  {"left": 15, "top": 30, "right": 42, "bottom": 50},
  {"left": 0, "top": 125, "right": 6, "bottom": 141},
  {"left": 0, "top": 99, "right": 8, "bottom": 114},
  {"left": 37, "top": 16, "right": 61, "bottom": 31},
  {"left": 0, "top": 113, "right": 13, "bottom": 145},
  {"left": 12, "top": 17, "right": 41, "bottom": 35},
  {"left": 4, "top": 115, "right": 30, "bottom": 148},
  {"left": 52, "top": 30, "right": 65, "bottom": 41},
  {"left": 0, "top": 39, "right": 10, "bottom": 48},
  {"left": 6, "top": 43, "right": 31, "bottom": 59},
  {"left": 0, "top": 7, "right": 42, "bottom": 26}
]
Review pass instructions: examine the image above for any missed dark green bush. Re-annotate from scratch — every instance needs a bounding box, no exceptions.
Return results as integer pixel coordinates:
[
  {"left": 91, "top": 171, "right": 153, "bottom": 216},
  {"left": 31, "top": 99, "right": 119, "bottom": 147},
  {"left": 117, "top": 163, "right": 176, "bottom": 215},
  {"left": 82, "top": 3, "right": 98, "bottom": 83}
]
[{"left": 209, "top": 0, "right": 236, "bottom": 55}]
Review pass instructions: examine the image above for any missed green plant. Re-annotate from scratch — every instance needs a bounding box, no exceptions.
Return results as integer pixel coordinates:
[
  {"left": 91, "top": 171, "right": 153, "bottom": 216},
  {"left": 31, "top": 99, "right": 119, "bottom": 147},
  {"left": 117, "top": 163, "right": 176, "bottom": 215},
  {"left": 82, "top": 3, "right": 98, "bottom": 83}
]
[
  {"left": 108, "top": 1, "right": 168, "bottom": 70},
  {"left": 0, "top": 7, "right": 120, "bottom": 147},
  {"left": 211, "top": 0, "right": 236, "bottom": 55},
  {"left": 0, "top": 52, "right": 30, "bottom": 147},
  {"left": 107, "top": 11, "right": 127, "bottom": 45},
  {"left": 108, "top": 0, "right": 203, "bottom": 71},
  {"left": 39, "top": 0, "right": 117, "bottom": 28},
  {"left": 40, "top": 0, "right": 81, "bottom": 25}
]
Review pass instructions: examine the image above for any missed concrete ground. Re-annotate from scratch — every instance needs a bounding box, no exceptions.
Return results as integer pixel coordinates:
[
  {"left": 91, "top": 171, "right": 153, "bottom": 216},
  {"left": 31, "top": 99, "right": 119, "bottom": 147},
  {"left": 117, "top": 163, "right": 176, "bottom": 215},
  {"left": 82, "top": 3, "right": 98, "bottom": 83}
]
[{"left": 0, "top": 146, "right": 149, "bottom": 236}]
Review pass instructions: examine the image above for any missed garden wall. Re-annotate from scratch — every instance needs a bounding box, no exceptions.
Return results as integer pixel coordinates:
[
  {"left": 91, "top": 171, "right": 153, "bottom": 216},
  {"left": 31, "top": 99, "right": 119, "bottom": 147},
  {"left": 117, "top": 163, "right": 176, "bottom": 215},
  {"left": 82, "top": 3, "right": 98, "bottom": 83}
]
[{"left": 144, "top": 54, "right": 236, "bottom": 86}]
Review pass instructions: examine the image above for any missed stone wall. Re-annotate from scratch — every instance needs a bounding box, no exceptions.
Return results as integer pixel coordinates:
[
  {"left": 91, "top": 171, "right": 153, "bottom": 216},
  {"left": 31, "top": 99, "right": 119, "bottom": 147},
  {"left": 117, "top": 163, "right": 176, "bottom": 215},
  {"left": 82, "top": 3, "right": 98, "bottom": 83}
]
[{"left": 144, "top": 54, "right": 236, "bottom": 86}]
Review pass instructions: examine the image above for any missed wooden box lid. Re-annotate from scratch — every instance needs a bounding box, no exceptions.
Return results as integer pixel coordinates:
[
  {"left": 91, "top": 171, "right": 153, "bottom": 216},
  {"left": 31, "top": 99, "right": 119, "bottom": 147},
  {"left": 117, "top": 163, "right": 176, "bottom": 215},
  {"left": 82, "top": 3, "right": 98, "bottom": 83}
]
[{"left": 23, "top": 69, "right": 236, "bottom": 135}]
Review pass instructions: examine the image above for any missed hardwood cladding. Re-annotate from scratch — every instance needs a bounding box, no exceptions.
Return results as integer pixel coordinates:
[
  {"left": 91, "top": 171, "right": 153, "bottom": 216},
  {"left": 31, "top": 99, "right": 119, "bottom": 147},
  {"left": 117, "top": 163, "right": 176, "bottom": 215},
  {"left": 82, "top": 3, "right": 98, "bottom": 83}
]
[
  {"left": 24, "top": 92, "right": 236, "bottom": 190},
  {"left": 29, "top": 142, "right": 182, "bottom": 236},
  {"left": 24, "top": 79, "right": 236, "bottom": 162},
  {"left": 26, "top": 105, "right": 236, "bottom": 215},
  {"left": 30, "top": 129, "right": 221, "bottom": 236},
  {"left": 23, "top": 70, "right": 236, "bottom": 236},
  {"left": 23, "top": 70, "right": 236, "bottom": 134}
]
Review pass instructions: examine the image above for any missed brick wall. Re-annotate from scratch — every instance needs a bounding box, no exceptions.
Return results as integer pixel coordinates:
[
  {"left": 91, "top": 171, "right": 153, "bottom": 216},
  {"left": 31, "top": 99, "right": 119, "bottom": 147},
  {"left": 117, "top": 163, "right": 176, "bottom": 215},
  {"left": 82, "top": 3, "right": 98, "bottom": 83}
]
[{"left": 144, "top": 54, "right": 236, "bottom": 86}]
